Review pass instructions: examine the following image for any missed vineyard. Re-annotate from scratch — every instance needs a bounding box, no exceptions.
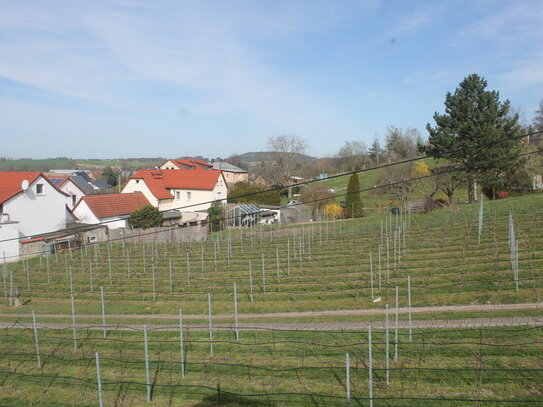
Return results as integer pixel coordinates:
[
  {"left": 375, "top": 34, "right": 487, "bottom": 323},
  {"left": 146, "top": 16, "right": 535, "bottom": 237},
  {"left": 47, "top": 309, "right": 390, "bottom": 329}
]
[{"left": 1, "top": 193, "right": 542, "bottom": 405}]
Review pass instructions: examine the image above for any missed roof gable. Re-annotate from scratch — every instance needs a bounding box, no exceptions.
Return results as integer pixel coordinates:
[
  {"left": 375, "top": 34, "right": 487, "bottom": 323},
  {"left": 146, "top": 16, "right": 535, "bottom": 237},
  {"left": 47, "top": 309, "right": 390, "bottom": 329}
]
[{"left": 0, "top": 172, "right": 68, "bottom": 204}]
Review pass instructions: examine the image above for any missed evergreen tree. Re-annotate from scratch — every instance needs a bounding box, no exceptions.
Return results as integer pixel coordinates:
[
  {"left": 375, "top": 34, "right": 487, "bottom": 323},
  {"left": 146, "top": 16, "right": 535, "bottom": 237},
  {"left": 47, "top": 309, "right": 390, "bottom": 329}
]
[
  {"left": 422, "top": 74, "right": 522, "bottom": 201},
  {"left": 345, "top": 173, "right": 363, "bottom": 218},
  {"left": 208, "top": 201, "right": 224, "bottom": 232},
  {"left": 127, "top": 205, "right": 163, "bottom": 229},
  {"left": 102, "top": 167, "right": 119, "bottom": 187}
]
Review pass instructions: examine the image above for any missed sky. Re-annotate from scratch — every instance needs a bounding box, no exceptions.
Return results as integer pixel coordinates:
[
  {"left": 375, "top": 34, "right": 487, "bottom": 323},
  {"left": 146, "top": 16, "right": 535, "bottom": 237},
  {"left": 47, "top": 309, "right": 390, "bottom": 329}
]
[{"left": 0, "top": 0, "right": 542, "bottom": 159}]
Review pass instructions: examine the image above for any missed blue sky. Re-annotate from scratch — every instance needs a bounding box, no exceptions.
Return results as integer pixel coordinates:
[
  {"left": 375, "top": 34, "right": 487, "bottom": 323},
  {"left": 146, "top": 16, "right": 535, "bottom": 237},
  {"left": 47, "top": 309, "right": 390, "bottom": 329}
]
[{"left": 1, "top": 0, "right": 542, "bottom": 159}]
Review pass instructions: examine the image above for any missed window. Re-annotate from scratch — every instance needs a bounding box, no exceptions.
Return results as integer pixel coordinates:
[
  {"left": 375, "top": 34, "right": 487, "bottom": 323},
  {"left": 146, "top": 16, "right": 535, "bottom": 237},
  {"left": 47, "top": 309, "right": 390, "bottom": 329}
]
[
  {"left": 36, "top": 184, "right": 44, "bottom": 195},
  {"left": 87, "top": 236, "right": 97, "bottom": 243},
  {"left": 135, "top": 179, "right": 140, "bottom": 184},
  {"left": 72, "top": 195, "right": 77, "bottom": 207},
  {"left": 176, "top": 191, "right": 181, "bottom": 200},
  {"left": 186, "top": 191, "right": 191, "bottom": 200},
  {"left": 216, "top": 191, "right": 221, "bottom": 200}
]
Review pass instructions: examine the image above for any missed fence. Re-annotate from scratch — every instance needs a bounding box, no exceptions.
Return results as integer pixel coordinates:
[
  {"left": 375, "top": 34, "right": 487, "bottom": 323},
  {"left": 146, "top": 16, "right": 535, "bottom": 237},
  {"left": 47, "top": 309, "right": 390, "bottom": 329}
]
[{"left": 109, "top": 224, "right": 208, "bottom": 244}]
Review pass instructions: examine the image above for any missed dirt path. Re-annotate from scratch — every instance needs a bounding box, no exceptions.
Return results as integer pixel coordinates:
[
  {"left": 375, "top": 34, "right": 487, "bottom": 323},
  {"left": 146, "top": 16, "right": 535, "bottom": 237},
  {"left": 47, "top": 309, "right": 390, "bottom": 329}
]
[
  {"left": 1, "top": 315, "right": 541, "bottom": 331},
  {"left": 4, "top": 302, "right": 542, "bottom": 320}
]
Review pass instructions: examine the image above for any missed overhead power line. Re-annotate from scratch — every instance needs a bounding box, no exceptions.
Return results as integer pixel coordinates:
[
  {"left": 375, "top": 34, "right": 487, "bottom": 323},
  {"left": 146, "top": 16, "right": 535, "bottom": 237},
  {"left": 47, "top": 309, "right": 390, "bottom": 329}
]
[{"left": 0, "top": 130, "right": 541, "bottom": 246}]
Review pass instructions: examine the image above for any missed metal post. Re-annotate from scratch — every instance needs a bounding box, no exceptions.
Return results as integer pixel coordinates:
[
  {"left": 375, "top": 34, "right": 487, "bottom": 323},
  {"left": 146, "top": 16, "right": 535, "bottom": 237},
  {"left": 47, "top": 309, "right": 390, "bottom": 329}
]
[
  {"left": 179, "top": 309, "right": 185, "bottom": 378},
  {"left": 208, "top": 293, "right": 214, "bottom": 356},
  {"left": 108, "top": 249, "right": 112, "bottom": 285},
  {"left": 249, "top": 260, "right": 254, "bottom": 303},
  {"left": 378, "top": 245, "right": 382, "bottom": 290},
  {"left": 201, "top": 244, "right": 204, "bottom": 278},
  {"left": 478, "top": 193, "right": 483, "bottom": 244},
  {"left": 408, "top": 275, "right": 412, "bottom": 342},
  {"left": 68, "top": 265, "right": 73, "bottom": 295},
  {"left": 261, "top": 253, "right": 266, "bottom": 293},
  {"left": 169, "top": 258, "right": 173, "bottom": 294},
  {"left": 96, "top": 352, "right": 103, "bottom": 407},
  {"left": 234, "top": 283, "right": 240, "bottom": 341},
  {"left": 32, "top": 310, "right": 42, "bottom": 369},
  {"left": 186, "top": 252, "right": 190, "bottom": 285},
  {"left": 395, "top": 286, "right": 398, "bottom": 361},
  {"left": 71, "top": 295, "right": 77, "bottom": 351},
  {"left": 89, "top": 260, "right": 94, "bottom": 293},
  {"left": 346, "top": 352, "right": 350, "bottom": 407},
  {"left": 368, "top": 325, "right": 373, "bottom": 407},
  {"left": 152, "top": 264, "right": 157, "bottom": 302},
  {"left": 144, "top": 325, "right": 151, "bottom": 402},
  {"left": 46, "top": 256, "right": 50, "bottom": 285},
  {"left": 385, "top": 304, "right": 389, "bottom": 385},
  {"left": 370, "top": 251, "right": 374, "bottom": 300},
  {"left": 287, "top": 239, "right": 291, "bottom": 276},
  {"left": 276, "top": 247, "right": 280, "bottom": 281},
  {"left": 100, "top": 286, "right": 107, "bottom": 338}
]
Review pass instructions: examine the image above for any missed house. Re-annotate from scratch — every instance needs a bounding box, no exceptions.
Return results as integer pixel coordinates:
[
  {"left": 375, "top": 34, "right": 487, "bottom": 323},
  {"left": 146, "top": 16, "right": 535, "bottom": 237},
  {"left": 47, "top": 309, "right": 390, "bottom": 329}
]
[
  {"left": 48, "top": 176, "right": 87, "bottom": 209},
  {"left": 0, "top": 172, "right": 73, "bottom": 261},
  {"left": 160, "top": 158, "right": 213, "bottom": 170},
  {"left": 47, "top": 170, "right": 113, "bottom": 194},
  {"left": 212, "top": 161, "right": 248, "bottom": 185},
  {"left": 72, "top": 192, "right": 150, "bottom": 229},
  {"left": 121, "top": 169, "right": 227, "bottom": 213}
]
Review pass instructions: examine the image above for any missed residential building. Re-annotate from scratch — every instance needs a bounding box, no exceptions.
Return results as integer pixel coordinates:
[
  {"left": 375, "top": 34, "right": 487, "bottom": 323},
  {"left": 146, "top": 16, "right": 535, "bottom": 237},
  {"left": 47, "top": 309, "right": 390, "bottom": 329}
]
[
  {"left": 160, "top": 158, "right": 213, "bottom": 170},
  {"left": 212, "top": 161, "right": 248, "bottom": 185},
  {"left": 72, "top": 192, "right": 150, "bottom": 229},
  {"left": 0, "top": 172, "right": 72, "bottom": 261},
  {"left": 48, "top": 176, "right": 87, "bottom": 209},
  {"left": 121, "top": 169, "right": 227, "bottom": 213}
]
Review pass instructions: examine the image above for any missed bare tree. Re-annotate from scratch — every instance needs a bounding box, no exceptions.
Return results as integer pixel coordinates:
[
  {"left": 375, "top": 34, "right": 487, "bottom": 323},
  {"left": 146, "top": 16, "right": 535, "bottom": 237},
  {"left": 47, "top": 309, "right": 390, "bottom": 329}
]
[
  {"left": 267, "top": 134, "right": 308, "bottom": 184},
  {"left": 337, "top": 141, "right": 369, "bottom": 171}
]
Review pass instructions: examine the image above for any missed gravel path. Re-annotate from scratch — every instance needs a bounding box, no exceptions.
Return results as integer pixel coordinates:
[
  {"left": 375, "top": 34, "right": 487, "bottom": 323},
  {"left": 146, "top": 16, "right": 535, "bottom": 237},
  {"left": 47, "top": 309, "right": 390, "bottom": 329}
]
[{"left": 3, "top": 301, "right": 542, "bottom": 320}]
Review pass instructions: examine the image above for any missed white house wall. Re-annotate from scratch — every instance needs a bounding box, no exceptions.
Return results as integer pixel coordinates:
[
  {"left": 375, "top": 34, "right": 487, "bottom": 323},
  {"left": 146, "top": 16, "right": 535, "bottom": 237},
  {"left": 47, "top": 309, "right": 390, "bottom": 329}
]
[
  {"left": 0, "top": 222, "right": 20, "bottom": 263},
  {"left": 122, "top": 179, "right": 160, "bottom": 207},
  {"left": 72, "top": 201, "right": 100, "bottom": 226},
  {"left": 72, "top": 201, "right": 128, "bottom": 230},
  {"left": 60, "top": 180, "right": 86, "bottom": 209},
  {"left": 3, "top": 176, "right": 68, "bottom": 238}
]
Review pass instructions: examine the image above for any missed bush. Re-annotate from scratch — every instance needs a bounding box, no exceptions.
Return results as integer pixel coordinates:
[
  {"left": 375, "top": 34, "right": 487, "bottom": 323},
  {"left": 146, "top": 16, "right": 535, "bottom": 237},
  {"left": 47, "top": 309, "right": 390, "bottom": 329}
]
[{"left": 127, "top": 205, "right": 163, "bottom": 229}]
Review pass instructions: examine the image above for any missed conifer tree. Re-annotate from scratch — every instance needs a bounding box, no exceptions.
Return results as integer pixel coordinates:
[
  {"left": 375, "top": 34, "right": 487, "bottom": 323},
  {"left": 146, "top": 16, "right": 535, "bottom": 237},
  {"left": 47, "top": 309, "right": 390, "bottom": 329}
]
[{"left": 345, "top": 173, "right": 363, "bottom": 218}]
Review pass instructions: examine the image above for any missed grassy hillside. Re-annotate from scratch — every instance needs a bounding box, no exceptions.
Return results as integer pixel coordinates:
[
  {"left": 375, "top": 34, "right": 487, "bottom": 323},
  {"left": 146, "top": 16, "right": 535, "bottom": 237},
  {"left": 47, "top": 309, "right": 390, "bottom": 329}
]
[{"left": 1, "top": 193, "right": 542, "bottom": 405}]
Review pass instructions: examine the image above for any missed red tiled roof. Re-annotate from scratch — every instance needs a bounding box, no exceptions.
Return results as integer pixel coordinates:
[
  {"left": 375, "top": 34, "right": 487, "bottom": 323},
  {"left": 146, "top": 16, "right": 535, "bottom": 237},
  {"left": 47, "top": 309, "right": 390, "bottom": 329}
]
[
  {"left": 0, "top": 172, "right": 42, "bottom": 204},
  {"left": 165, "top": 158, "right": 212, "bottom": 170},
  {"left": 75, "top": 192, "right": 150, "bottom": 219},
  {"left": 129, "top": 169, "right": 222, "bottom": 200}
]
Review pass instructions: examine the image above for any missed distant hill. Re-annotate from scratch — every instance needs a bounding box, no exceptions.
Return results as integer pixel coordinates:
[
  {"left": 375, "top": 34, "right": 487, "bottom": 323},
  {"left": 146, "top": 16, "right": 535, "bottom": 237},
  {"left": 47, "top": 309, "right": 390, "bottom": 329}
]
[{"left": 0, "top": 157, "right": 165, "bottom": 172}]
